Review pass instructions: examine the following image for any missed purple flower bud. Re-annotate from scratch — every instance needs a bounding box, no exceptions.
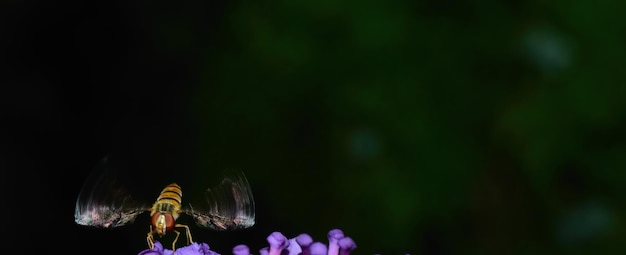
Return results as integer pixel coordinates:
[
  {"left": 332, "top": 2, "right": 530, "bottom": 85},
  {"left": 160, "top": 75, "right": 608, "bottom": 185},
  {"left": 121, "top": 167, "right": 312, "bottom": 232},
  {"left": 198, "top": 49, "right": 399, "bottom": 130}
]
[
  {"left": 138, "top": 241, "right": 168, "bottom": 255},
  {"left": 337, "top": 237, "right": 356, "bottom": 255},
  {"left": 267, "top": 232, "right": 290, "bottom": 255},
  {"left": 137, "top": 241, "right": 217, "bottom": 255},
  {"left": 198, "top": 243, "right": 219, "bottom": 255},
  {"left": 259, "top": 247, "right": 269, "bottom": 255},
  {"left": 295, "top": 233, "right": 313, "bottom": 255},
  {"left": 309, "top": 242, "right": 328, "bottom": 255},
  {"left": 285, "top": 238, "right": 303, "bottom": 255},
  {"left": 327, "top": 229, "right": 344, "bottom": 255},
  {"left": 233, "top": 244, "right": 250, "bottom": 255},
  {"left": 175, "top": 243, "right": 218, "bottom": 255},
  {"left": 295, "top": 233, "right": 313, "bottom": 247},
  {"left": 138, "top": 248, "right": 163, "bottom": 255}
]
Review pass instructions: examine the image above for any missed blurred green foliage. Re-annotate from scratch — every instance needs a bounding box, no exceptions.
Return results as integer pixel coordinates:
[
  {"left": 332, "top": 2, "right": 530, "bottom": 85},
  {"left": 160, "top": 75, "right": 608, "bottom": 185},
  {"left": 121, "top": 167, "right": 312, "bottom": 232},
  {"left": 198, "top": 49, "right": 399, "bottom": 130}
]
[{"left": 133, "top": 0, "right": 626, "bottom": 254}]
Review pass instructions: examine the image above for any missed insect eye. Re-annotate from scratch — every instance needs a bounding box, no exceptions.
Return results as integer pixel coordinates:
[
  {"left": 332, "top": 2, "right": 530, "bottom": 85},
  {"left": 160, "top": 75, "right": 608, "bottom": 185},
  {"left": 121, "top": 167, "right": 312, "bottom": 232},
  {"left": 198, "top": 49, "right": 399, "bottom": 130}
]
[{"left": 152, "top": 212, "right": 175, "bottom": 231}]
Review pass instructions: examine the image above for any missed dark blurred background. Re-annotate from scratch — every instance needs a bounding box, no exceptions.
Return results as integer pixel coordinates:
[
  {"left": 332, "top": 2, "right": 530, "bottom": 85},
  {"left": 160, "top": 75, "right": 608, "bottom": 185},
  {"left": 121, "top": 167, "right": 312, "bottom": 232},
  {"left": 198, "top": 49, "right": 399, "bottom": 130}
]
[{"left": 3, "top": 0, "right": 626, "bottom": 254}]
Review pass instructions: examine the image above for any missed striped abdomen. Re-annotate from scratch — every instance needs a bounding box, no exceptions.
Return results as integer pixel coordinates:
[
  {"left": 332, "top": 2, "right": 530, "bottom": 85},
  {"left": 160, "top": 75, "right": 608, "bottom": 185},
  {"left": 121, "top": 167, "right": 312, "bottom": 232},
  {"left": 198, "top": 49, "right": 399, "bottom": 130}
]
[{"left": 150, "top": 183, "right": 183, "bottom": 235}]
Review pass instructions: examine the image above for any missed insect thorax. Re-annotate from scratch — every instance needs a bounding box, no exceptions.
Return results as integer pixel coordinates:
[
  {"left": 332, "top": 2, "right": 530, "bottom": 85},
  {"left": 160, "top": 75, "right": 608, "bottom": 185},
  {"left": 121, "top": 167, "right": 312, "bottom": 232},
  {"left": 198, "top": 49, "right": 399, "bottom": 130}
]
[{"left": 151, "top": 201, "right": 180, "bottom": 219}]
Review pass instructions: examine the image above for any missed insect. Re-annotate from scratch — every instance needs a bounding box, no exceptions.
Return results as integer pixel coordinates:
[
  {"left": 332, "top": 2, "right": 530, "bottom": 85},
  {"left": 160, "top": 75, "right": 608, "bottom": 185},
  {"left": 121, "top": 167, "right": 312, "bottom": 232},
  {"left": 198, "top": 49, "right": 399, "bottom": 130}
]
[{"left": 74, "top": 156, "right": 256, "bottom": 251}]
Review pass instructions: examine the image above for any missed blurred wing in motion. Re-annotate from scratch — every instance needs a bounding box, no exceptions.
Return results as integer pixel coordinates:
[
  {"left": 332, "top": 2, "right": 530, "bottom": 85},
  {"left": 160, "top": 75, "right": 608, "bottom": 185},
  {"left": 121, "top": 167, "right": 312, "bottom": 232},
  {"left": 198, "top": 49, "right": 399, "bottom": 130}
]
[
  {"left": 74, "top": 156, "right": 150, "bottom": 228},
  {"left": 184, "top": 169, "right": 256, "bottom": 231}
]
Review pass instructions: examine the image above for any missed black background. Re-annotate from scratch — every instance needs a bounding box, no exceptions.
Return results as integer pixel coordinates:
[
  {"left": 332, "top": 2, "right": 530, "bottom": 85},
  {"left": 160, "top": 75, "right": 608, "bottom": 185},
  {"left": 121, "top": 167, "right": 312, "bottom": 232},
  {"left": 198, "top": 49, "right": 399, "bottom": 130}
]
[{"left": 2, "top": 1, "right": 264, "bottom": 254}]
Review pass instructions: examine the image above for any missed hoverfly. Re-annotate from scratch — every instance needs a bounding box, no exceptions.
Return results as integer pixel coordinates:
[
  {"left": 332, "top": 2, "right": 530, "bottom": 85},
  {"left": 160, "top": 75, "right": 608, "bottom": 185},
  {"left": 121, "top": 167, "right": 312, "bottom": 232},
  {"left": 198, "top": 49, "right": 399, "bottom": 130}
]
[{"left": 74, "top": 156, "right": 256, "bottom": 251}]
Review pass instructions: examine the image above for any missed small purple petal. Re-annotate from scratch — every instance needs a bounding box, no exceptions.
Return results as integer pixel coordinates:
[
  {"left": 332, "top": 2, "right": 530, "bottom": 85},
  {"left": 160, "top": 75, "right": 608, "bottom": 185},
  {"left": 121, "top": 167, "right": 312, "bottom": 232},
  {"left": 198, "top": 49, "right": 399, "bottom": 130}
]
[
  {"left": 174, "top": 244, "right": 199, "bottom": 255},
  {"left": 295, "top": 233, "right": 313, "bottom": 247},
  {"left": 295, "top": 233, "right": 313, "bottom": 255},
  {"left": 309, "top": 242, "right": 328, "bottom": 255},
  {"left": 138, "top": 248, "right": 163, "bottom": 255},
  {"left": 285, "top": 238, "right": 302, "bottom": 255},
  {"left": 327, "top": 229, "right": 344, "bottom": 255},
  {"left": 338, "top": 237, "right": 356, "bottom": 255},
  {"left": 267, "top": 232, "right": 290, "bottom": 255},
  {"left": 142, "top": 242, "right": 217, "bottom": 255},
  {"left": 327, "top": 229, "right": 345, "bottom": 240},
  {"left": 154, "top": 242, "right": 165, "bottom": 251},
  {"left": 233, "top": 244, "right": 250, "bottom": 255},
  {"left": 139, "top": 241, "right": 165, "bottom": 255},
  {"left": 138, "top": 250, "right": 161, "bottom": 255},
  {"left": 198, "top": 243, "right": 219, "bottom": 255},
  {"left": 259, "top": 247, "right": 269, "bottom": 255}
]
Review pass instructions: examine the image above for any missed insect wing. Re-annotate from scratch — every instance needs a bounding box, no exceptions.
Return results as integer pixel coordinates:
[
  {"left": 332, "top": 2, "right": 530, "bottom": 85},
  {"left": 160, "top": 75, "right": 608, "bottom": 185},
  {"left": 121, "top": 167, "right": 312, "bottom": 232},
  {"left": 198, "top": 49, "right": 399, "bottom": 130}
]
[
  {"left": 74, "top": 156, "right": 149, "bottom": 228},
  {"left": 184, "top": 169, "right": 256, "bottom": 231}
]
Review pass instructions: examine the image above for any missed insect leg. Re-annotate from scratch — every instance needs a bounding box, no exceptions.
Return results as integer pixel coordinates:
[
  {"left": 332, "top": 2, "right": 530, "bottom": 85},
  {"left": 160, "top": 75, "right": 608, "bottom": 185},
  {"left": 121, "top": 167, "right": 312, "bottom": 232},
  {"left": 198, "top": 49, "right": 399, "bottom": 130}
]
[
  {"left": 175, "top": 223, "right": 194, "bottom": 245},
  {"left": 172, "top": 230, "right": 181, "bottom": 251},
  {"left": 147, "top": 226, "right": 157, "bottom": 250}
]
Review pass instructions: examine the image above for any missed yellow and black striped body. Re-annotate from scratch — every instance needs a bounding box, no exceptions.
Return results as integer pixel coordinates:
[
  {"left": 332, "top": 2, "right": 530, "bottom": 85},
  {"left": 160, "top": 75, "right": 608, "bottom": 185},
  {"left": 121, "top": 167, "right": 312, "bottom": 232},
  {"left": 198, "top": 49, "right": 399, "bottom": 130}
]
[
  {"left": 147, "top": 182, "right": 193, "bottom": 251},
  {"left": 151, "top": 183, "right": 183, "bottom": 218},
  {"left": 150, "top": 183, "right": 183, "bottom": 236}
]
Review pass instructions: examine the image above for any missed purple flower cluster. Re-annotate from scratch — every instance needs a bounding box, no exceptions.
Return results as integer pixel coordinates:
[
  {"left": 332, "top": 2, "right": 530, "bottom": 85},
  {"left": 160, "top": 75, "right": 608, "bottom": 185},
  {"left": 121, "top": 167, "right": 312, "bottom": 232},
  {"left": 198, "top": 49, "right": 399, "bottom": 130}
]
[
  {"left": 138, "top": 241, "right": 218, "bottom": 255},
  {"left": 137, "top": 229, "right": 356, "bottom": 255},
  {"left": 251, "top": 229, "right": 356, "bottom": 255}
]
